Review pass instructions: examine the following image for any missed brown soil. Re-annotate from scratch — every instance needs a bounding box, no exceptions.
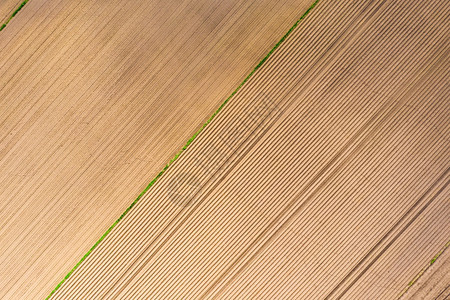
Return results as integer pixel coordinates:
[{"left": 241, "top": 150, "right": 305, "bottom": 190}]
[
  {"left": 49, "top": 0, "right": 449, "bottom": 299},
  {"left": 0, "top": 0, "right": 22, "bottom": 25},
  {"left": 0, "top": 0, "right": 313, "bottom": 298}
]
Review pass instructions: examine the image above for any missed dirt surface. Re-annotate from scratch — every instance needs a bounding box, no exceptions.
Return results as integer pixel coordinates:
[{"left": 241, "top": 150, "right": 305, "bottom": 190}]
[
  {"left": 0, "top": 0, "right": 22, "bottom": 25},
  {"left": 400, "top": 247, "right": 450, "bottom": 300},
  {"left": 0, "top": 0, "right": 315, "bottom": 298},
  {"left": 50, "top": 0, "right": 449, "bottom": 299}
]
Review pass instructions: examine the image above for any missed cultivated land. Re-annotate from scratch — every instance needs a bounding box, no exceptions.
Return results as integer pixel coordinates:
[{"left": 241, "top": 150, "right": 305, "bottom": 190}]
[
  {"left": 51, "top": 0, "right": 449, "bottom": 299},
  {"left": 400, "top": 246, "right": 450, "bottom": 300},
  {"left": 0, "top": 0, "right": 23, "bottom": 25},
  {"left": 0, "top": 0, "right": 314, "bottom": 298}
]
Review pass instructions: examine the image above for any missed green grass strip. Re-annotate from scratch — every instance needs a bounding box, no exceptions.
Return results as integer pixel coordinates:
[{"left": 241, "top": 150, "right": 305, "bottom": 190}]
[
  {"left": 400, "top": 240, "right": 450, "bottom": 298},
  {"left": 45, "top": 0, "right": 320, "bottom": 298},
  {"left": 0, "top": 0, "right": 29, "bottom": 32}
]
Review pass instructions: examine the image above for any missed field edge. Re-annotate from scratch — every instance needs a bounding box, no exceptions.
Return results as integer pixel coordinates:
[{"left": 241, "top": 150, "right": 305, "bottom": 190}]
[
  {"left": 45, "top": 0, "right": 320, "bottom": 298},
  {"left": 398, "top": 240, "right": 450, "bottom": 299},
  {"left": 0, "top": 0, "right": 30, "bottom": 31}
]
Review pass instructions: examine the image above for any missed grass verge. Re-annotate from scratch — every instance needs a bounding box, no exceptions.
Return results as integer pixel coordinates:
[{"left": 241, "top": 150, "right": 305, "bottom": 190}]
[
  {"left": 399, "top": 240, "right": 450, "bottom": 298},
  {"left": 45, "top": 0, "right": 320, "bottom": 298},
  {"left": 0, "top": 0, "right": 29, "bottom": 31}
]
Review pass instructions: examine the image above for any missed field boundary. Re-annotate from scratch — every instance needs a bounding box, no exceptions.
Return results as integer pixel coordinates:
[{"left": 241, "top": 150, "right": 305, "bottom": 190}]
[
  {"left": 398, "top": 240, "right": 450, "bottom": 299},
  {"left": 45, "top": 0, "right": 320, "bottom": 298},
  {"left": 0, "top": 0, "right": 30, "bottom": 31}
]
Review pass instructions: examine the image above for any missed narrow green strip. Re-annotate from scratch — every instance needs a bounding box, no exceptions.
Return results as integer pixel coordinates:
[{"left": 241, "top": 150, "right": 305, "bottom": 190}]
[
  {"left": 0, "top": 0, "right": 29, "bottom": 32},
  {"left": 46, "top": 1, "right": 319, "bottom": 298},
  {"left": 399, "top": 240, "right": 450, "bottom": 298}
]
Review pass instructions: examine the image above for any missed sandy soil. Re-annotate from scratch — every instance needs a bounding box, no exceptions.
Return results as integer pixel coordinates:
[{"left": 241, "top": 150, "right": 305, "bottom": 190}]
[
  {"left": 0, "top": 0, "right": 314, "bottom": 298},
  {"left": 50, "top": 0, "right": 449, "bottom": 299}
]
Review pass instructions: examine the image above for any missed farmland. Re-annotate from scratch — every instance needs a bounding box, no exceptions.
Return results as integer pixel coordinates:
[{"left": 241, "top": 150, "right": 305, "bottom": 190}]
[
  {"left": 400, "top": 245, "right": 450, "bottom": 299},
  {"left": 0, "top": 0, "right": 313, "bottom": 298},
  {"left": 50, "top": 0, "right": 449, "bottom": 299},
  {"left": 0, "top": 0, "right": 25, "bottom": 28},
  {"left": 1, "top": 0, "right": 449, "bottom": 299}
]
